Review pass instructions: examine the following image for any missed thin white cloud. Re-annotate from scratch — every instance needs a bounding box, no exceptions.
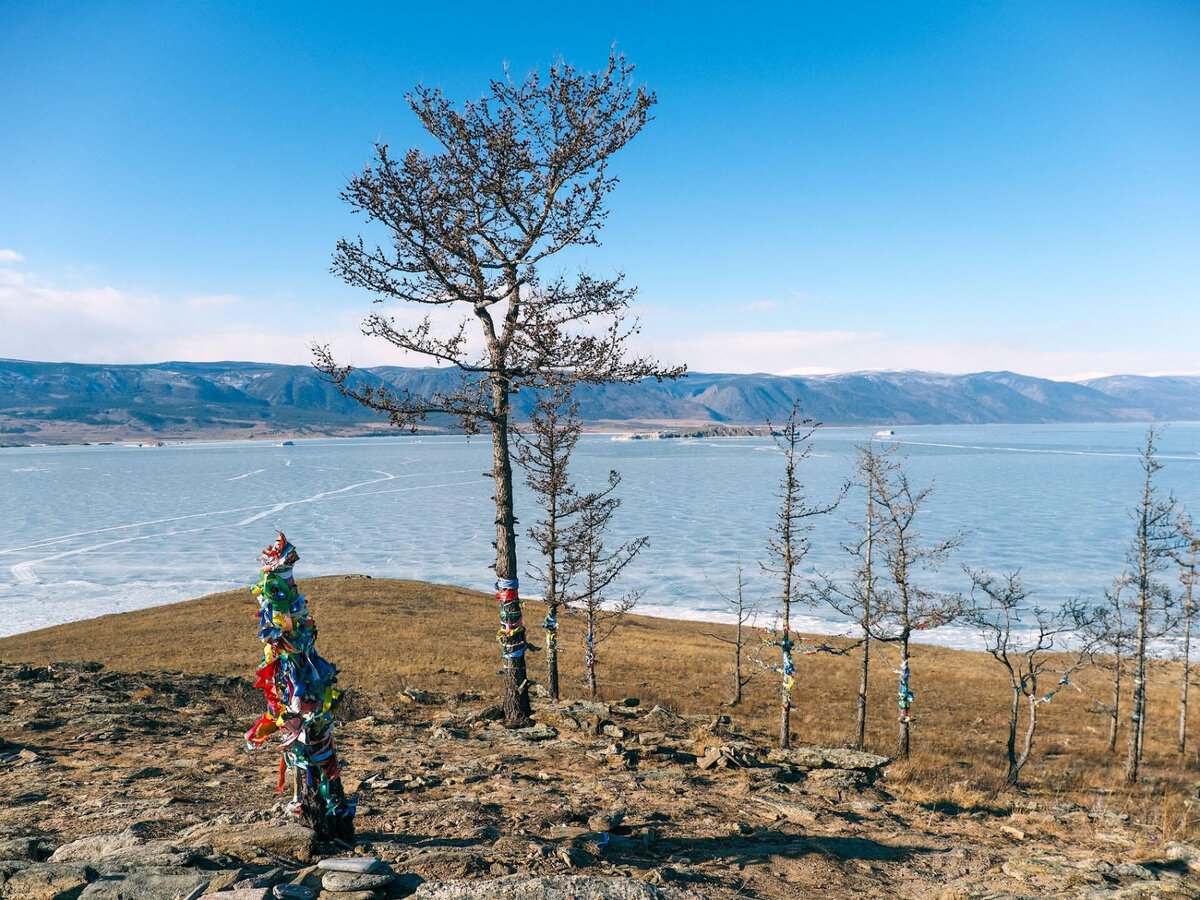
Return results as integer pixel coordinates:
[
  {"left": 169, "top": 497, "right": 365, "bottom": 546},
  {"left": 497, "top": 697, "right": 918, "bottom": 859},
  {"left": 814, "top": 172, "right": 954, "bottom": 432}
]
[
  {"left": 0, "top": 264, "right": 482, "bottom": 368},
  {"left": 0, "top": 249, "right": 24, "bottom": 263},
  {"left": 186, "top": 293, "right": 241, "bottom": 309},
  {"left": 0, "top": 263, "right": 1192, "bottom": 381},
  {"left": 638, "top": 327, "right": 1200, "bottom": 381},
  {"left": 738, "top": 299, "right": 781, "bottom": 313}
]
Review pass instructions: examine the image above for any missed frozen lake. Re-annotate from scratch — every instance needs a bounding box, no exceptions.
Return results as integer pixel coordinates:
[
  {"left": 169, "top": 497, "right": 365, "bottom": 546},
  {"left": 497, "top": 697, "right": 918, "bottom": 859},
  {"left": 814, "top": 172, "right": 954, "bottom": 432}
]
[{"left": 1, "top": 422, "right": 1197, "bottom": 645}]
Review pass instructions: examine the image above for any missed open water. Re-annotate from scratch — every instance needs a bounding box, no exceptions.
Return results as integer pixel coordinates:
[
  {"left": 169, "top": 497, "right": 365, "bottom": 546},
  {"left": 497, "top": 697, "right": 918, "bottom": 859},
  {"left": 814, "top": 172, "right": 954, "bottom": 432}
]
[{"left": 1, "top": 422, "right": 1197, "bottom": 645}]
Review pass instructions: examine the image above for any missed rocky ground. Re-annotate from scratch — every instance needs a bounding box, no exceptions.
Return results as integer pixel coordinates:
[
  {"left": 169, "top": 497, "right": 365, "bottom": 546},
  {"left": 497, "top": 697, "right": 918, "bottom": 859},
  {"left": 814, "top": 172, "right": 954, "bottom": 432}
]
[{"left": 1, "top": 662, "right": 1199, "bottom": 899}]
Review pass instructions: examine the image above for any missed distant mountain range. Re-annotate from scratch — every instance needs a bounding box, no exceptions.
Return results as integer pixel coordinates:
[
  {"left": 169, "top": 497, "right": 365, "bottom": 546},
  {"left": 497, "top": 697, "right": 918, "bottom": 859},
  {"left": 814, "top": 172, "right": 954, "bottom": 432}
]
[{"left": 1, "top": 358, "right": 1197, "bottom": 444}]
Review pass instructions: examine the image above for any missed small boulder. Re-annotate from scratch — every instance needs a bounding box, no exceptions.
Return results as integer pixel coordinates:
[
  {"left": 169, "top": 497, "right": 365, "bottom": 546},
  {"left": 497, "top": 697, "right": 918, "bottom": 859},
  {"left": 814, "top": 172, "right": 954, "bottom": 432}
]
[
  {"left": 1166, "top": 842, "right": 1200, "bottom": 873},
  {"left": 2, "top": 862, "right": 92, "bottom": 900}
]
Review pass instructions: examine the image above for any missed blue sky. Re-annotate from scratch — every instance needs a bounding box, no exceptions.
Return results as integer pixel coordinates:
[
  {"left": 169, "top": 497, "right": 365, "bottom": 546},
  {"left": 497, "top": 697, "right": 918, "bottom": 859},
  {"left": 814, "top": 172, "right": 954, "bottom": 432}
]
[{"left": 1, "top": 1, "right": 1197, "bottom": 378}]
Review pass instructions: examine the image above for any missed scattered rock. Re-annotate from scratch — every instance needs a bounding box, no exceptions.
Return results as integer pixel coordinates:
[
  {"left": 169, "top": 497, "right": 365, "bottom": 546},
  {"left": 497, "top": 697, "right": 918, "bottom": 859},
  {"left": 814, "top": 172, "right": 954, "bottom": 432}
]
[
  {"left": 586, "top": 809, "right": 625, "bottom": 832},
  {"left": 766, "top": 747, "right": 890, "bottom": 772},
  {"left": 0, "top": 835, "right": 51, "bottom": 861},
  {"left": 1113, "top": 862, "right": 1156, "bottom": 880},
  {"left": 753, "top": 796, "right": 819, "bottom": 824}
]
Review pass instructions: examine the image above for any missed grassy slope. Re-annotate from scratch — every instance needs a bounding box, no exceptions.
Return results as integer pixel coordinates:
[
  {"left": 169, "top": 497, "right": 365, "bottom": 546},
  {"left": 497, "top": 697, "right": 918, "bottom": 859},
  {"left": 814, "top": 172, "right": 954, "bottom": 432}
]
[{"left": 1, "top": 576, "right": 1196, "bottom": 835}]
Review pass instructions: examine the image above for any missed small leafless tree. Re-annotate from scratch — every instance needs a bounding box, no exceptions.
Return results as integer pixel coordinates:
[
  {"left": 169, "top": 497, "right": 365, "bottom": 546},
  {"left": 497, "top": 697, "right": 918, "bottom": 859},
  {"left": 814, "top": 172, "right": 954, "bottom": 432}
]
[
  {"left": 573, "top": 470, "right": 646, "bottom": 699},
  {"left": 1087, "top": 573, "right": 1134, "bottom": 754},
  {"left": 862, "top": 455, "right": 964, "bottom": 761},
  {"left": 515, "top": 385, "right": 587, "bottom": 701},
  {"left": 314, "top": 53, "right": 683, "bottom": 726},
  {"left": 813, "top": 442, "right": 896, "bottom": 749},
  {"left": 759, "top": 403, "right": 844, "bottom": 749},
  {"left": 701, "top": 565, "right": 761, "bottom": 706},
  {"left": 1124, "top": 428, "right": 1182, "bottom": 783},
  {"left": 966, "top": 569, "right": 1103, "bottom": 786},
  {"left": 1176, "top": 513, "right": 1197, "bottom": 755}
]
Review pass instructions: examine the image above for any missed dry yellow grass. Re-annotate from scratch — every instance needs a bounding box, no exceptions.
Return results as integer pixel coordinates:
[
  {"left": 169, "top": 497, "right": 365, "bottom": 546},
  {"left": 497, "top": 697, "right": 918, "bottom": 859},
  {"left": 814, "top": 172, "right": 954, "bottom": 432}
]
[{"left": 1, "top": 575, "right": 1197, "bottom": 840}]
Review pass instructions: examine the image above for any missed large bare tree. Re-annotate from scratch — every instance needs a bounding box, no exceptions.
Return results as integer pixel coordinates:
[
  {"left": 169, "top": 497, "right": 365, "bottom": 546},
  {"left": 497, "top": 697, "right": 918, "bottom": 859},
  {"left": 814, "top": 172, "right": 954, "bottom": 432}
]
[
  {"left": 1124, "top": 428, "right": 1181, "bottom": 783},
  {"left": 315, "top": 53, "right": 682, "bottom": 725}
]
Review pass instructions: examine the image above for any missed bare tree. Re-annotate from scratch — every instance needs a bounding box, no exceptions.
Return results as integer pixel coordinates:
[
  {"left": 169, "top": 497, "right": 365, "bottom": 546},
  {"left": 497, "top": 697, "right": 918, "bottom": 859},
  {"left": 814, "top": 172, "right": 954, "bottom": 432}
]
[
  {"left": 966, "top": 570, "right": 1103, "bottom": 786},
  {"left": 701, "top": 565, "right": 761, "bottom": 706},
  {"left": 1176, "top": 513, "right": 1197, "bottom": 755},
  {"left": 813, "top": 442, "right": 895, "bottom": 749},
  {"left": 862, "top": 456, "right": 963, "bottom": 760},
  {"left": 1087, "top": 573, "right": 1134, "bottom": 754},
  {"left": 1124, "top": 428, "right": 1182, "bottom": 783},
  {"left": 515, "top": 385, "right": 587, "bottom": 701},
  {"left": 759, "top": 403, "right": 844, "bottom": 749},
  {"left": 572, "top": 470, "right": 646, "bottom": 699},
  {"left": 314, "top": 53, "right": 683, "bottom": 726}
]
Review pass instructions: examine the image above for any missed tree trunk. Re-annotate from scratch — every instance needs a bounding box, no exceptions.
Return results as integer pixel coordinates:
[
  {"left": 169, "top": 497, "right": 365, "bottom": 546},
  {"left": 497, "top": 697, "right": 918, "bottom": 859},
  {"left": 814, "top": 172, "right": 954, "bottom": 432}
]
[
  {"left": 733, "top": 612, "right": 744, "bottom": 706},
  {"left": 1125, "top": 545, "right": 1151, "bottom": 783},
  {"left": 585, "top": 602, "right": 598, "bottom": 700},
  {"left": 545, "top": 602, "right": 560, "bottom": 702},
  {"left": 779, "top": 601, "right": 793, "bottom": 750},
  {"left": 1012, "top": 693, "right": 1037, "bottom": 787},
  {"left": 855, "top": 633, "right": 870, "bottom": 750},
  {"left": 1005, "top": 686, "right": 1020, "bottom": 785},
  {"left": 855, "top": 478, "right": 874, "bottom": 750},
  {"left": 1126, "top": 634, "right": 1147, "bottom": 782},
  {"left": 1108, "top": 653, "right": 1122, "bottom": 753},
  {"left": 491, "top": 402, "right": 532, "bottom": 728},
  {"left": 1181, "top": 571, "right": 1193, "bottom": 755},
  {"left": 897, "top": 641, "right": 911, "bottom": 760}
]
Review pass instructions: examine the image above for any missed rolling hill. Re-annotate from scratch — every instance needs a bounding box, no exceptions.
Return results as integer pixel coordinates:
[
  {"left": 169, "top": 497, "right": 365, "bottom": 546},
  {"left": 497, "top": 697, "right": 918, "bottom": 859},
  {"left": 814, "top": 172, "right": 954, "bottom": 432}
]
[{"left": 1, "top": 358, "right": 1197, "bottom": 444}]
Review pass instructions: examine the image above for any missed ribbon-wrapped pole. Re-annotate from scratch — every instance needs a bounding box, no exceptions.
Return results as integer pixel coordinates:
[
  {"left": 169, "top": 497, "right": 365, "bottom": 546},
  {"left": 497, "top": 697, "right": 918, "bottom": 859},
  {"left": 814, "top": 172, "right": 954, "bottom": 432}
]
[{"left": 245, "top": 532, "right": 355, "bottom": 843}]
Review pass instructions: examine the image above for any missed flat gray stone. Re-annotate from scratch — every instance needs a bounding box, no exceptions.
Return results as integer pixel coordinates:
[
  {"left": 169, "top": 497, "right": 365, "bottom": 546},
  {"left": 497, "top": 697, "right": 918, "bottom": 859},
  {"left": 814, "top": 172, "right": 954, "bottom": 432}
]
[
  {"left": 179, "top": 823, "right": 316, "bottom": 863},
  {"left": 412, "top": 875, "right": 670, "bottom": 899},
  {"left": 78, "top": 870, "right": 211, "bottom": 898},
  {"left": 321, "top": 867, "right": 396, "bottom": 891},
  {"left": 316, "top": 856, "right": 383, "bottom": 874},
  {"left": 51, "top": 832, "right": 142, "bottom": 862}
]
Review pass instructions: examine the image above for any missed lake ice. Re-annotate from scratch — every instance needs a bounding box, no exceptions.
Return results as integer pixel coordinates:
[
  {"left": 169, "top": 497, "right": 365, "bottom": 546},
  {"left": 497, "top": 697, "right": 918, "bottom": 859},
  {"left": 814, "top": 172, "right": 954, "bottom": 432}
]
[{"left": 1, "top": 422, "right": 1197, "bottom": 648}]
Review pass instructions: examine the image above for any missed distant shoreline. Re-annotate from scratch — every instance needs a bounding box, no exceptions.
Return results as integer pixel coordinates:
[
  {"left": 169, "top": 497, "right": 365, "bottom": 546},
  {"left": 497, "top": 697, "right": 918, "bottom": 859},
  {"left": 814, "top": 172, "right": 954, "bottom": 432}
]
[{"left": 5, "top": 418, "right": 1195, "bottom": 451}]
